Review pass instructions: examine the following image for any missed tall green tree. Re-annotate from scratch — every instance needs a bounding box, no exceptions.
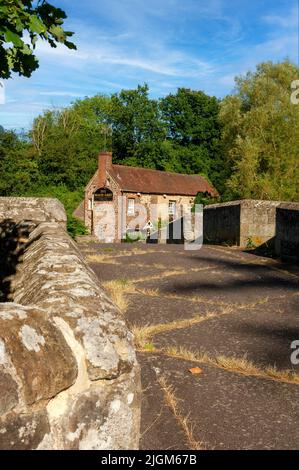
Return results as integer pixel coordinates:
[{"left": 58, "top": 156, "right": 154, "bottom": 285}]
[
  {"left": 0, "top": 0, "right": 75, "bottom": 78},
  {"left": 110, "top": 84, "right": 167, "bottom": 168},
  {"left": 220, "top": 60, "right": 299, "bottom": 201},
  {"left": 160, "top": 88, "right": 226, "bottom": 192},
  {"left": 0, "top": 127, "right": 38, "bottom": 195},
  {"left": 30, "top": 97, "right": 111, "bottom": 189}
]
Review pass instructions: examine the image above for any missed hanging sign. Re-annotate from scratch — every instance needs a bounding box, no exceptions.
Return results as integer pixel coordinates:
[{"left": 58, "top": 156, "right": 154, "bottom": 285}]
[{"left": 94, "top": 188, "right": 113, "bottom": 202}]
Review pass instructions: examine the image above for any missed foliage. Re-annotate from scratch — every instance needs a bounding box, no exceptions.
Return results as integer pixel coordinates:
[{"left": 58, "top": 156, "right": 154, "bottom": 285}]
[
  {"left": 110, "top": 84, "right": 167, "bottom": 169},
  {"left": 30, "top": 102, "right": 109, "bottom": 189},
  {"left": 124, "top": 231, "right": 146, "bottom": 243},
  {"left": 194, "top": 191, "right": 218, "bottom": 207},
  {"left": 0, "top": 127, "right": 86, "bottom": 236},
  {"left": 160, "top": 88, "right": 228, "bottom": 193},
  {"left": 0, "top": 0, "right": 75, "bottom": 78},
  {"left": 66, "top": 216, "right": 87, "bottom": 238},
  {"left": 220, "top": 60, "right": 299, "bottom": 201},
  {"left": 0, "top": 127, "right": 39, "bottom": 195},
  {"left": 246, "top": 237, "right": 256, "bottom": 250},
  {"left": 23, "top": 183, "right": 87, "bottom": 237}
]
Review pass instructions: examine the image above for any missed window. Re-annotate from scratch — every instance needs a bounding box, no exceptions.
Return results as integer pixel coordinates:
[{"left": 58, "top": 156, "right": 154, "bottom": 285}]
[
  {"left": 128, "top": 198, "right": 135, "bottom": 215},
  {"left": 168, "top": 201, "right": 176, "bottom": 216},
  {"left": 88, "top": 199, "right": 93, "bottom": 210}
]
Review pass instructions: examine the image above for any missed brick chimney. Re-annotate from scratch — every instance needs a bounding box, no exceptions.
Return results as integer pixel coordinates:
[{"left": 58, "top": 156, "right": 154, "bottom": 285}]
[{"left": 98, "top": 151, "right": 112, "bottom": 187}]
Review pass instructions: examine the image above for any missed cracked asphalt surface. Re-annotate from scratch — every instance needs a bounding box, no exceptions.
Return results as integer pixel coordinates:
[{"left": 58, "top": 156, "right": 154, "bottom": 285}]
[{"left": 78, "top": 240, "right": 299, "bottom": 450}]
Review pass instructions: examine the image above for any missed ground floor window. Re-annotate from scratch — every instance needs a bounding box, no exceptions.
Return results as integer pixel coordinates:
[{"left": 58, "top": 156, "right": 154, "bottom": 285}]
[{"left": 128, "top": 198, "right": 135, "bottom": 215}]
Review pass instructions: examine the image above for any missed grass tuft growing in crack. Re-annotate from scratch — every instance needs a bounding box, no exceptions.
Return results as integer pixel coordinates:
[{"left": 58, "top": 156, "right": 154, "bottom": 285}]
[
  {"left": 103, "top": 279, "right": 136, "bottom": 313},
  {"left": 158, "top": 376, "right": 206, "bottom": 450},
  {"left": 164, "top": 346, "right": 299, "bottom": 385},
  {"left": 132, "top": 307, "right": 234, "bottom": 349}
]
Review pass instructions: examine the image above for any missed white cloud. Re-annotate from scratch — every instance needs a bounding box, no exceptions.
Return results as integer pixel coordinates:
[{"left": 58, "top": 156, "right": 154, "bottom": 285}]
[
  {"left": 39, "top": 91, "right": 83, "bottom": 97},
  {"left": 262, "top": 5, "right": 298, "bottom": 29},
  {"left": 36, "top": 34, "right": 214, "bottom": 78}
]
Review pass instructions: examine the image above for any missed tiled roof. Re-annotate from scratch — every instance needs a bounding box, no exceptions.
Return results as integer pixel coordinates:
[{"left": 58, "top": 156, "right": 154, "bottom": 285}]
[{"left": 110, "top": 164, "right": 218, "bottom": 197}]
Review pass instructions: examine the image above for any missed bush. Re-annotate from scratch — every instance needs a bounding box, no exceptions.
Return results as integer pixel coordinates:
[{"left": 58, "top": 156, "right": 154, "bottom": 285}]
[
  {"left": 23, "top": 184, "right": 87, "bottom": 238},
  {"left": 67, "top": 216, "right": 87, "bottom": 238}
]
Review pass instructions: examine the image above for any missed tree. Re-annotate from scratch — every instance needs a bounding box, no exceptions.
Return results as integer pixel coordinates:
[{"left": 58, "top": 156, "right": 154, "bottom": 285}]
[
  {"left": 160, "top": 88, "right": 226, "bottom": 192},
  {"left": 0, "top": 127, "right": 38, "bottom": 195},
  {"left": 30, "top": 102, "right": 110, "bottom": 190},
  {"left": 0, "top": 0, "right": 76, "bottom": 78},
  {"left": 220, "top": 60, "right": 299, "bottom": 201},
  {"left": 110, "top": 84, "right": 167, "bottom": 168}
]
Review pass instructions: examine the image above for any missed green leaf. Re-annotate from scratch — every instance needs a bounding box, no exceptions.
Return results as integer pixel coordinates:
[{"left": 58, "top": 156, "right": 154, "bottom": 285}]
[
  {"left": 15, "top": 19, "right": 24, "bottom": 33},
  {"left": 64, "top": 40, "right": 77, "bottom": 50},
  {"left": 21, "top": 43, "right": 32, "bottom": 55},
  {"left": 29, "top": 15, "right": 46, "bottom": 34},
  {"left": 0, "top": 6, "right": 9, "bottom": 15},
  {"left": 49, "top": 25, "right": 65, "bottom": 41},
  {"left": 4, "top": 29, "right": 23, "bottom": 47}
]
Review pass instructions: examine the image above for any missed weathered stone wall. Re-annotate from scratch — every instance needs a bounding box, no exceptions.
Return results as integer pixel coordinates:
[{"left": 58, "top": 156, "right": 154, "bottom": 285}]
[
  {"left": 203, "top": 201, "right": 241, "bottom": 246},
  {"left": 0, "top": 197, "right": 67, "bottom": 227},
  {"left": 239, "top": 200, "right": 280, "bottom": 247},
  {"left": 0, "top": 198, "right": 140, "bottom": 449},
  {"left": 275, "top": 203, "right": 299, "bottom": 262},
  {"left": 203, "top": 200, "right": 280, "bottom": 247}
]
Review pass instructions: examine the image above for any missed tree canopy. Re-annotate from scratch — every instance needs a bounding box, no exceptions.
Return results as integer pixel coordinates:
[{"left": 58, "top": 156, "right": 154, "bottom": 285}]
[
  {"left": 220, "top": 60, "right": 299, "bottom": 201},
  {"left": 110, "top": 84, "right": 167, "bottom": 169},
  {"left": 0, "top": 0, "right": 75, "bottom": 78},
  {"left": 160, "top": 88, "right": 227, "bottom": 192}
]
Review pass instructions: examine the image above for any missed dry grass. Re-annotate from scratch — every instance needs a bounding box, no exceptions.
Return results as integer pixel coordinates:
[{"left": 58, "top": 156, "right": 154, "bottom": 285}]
[
  {"left": 75, "top": 236, "right": 97, "bottom": 244},
  {"left": 132, "top": 307, "right": 233, "bottom": 348},
  {"left": 85, "top": 247, "right": 178, "bottom": 266},
  {"left": 152, "top": 263, "right": 168, "bottom": 270},
  {"left": 102, "top": 279, "right": 136, "bottom": 313},
  {"left": 132, "top": 316, "right": 207, "bottom": 348},
  {"left": 190, "top": 266, "right": 214, "bottom": 273},
  {"left": 137, "top": 288, "right": 161, "bottom": 297},
  {"left": 154, "top": 290, "right": 235, "bottom": 308},
  {"left": 86, "top": 254, "right": 120, "bottom": 265},
  {"left": 121, "top": 264, "right": 213, "bottom": 276},
  {"left": 164, "top": 346, "right": 299, "bottom": 385},
  {"left": 162, "top": 291, "right": 270, "bottom": 311},
  {"left": 132, "top": 269, "right": 187, "bottom": 284},
  {"left": 164, "top": 346, "right": 209, "bottom": 363},
  {"left": 158, "top": 376, "right": 205, "bottom": 450}
]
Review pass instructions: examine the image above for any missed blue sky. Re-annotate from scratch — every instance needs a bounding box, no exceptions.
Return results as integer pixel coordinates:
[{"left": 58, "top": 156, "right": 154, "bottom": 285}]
[{"left": 1, "top": 0, "right": 298, "bottom": 130}]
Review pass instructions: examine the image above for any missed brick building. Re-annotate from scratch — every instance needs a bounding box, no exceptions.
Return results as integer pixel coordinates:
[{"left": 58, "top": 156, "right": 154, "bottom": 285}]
[{"left": 74, "top": 151, "right": 218, "bottom": 242}]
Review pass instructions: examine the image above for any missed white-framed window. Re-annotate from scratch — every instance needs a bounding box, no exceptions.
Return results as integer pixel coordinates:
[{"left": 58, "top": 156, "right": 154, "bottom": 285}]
[
  {"left": 168, "top": 200, "right": 176, "bottom": 216},
  {"left": 88, "top": 199, "right": 93, "bottom": 210},
  {"left": 127, "top": 198, "right": 135, "bottom": 215}
]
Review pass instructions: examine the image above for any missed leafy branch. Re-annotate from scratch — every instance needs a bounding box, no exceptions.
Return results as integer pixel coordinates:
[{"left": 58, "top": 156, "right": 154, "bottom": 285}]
[{"left": 0, "top": 0, "right": 76, "bottom": 78}]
